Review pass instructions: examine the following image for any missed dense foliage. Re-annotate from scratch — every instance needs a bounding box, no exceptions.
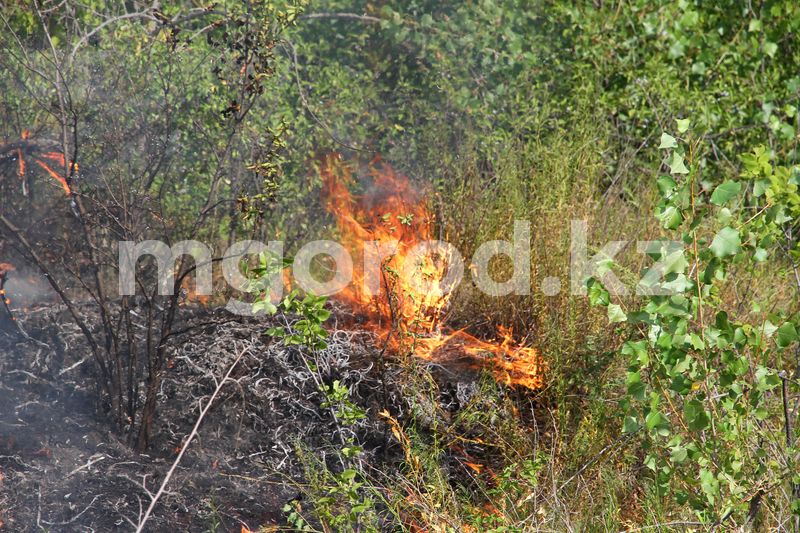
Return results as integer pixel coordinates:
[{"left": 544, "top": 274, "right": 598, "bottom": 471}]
[{"left": 2, "top": 0, "right": 799, "bottom": 530}]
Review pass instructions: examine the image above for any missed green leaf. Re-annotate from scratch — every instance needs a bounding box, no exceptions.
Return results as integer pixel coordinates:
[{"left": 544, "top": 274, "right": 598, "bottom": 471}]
[
  {"left": 596, "top": 258, "right": 615, "bottom": 276},
  {"left": 662, "top": 250, "right": 688, "bottom": 275},
  {"left": 684, "top": 399, "right": 710, "bottom": 431},
  {"left": 646, "top": 410, "right": 669, "bottom": 435},
  {"left": 753, "top": 179, "right": 770, "bottom": 197},
  {"left": 676, "top": 118, "right": 690, "bottom": 133},
  {"left": 710, "top": 181, "right": 741, "bottom": 205},
  {"left": 658, "top": 133, "right": 678, "bottom": 149},
  {"left": 623, "top": 416, "right": 639, "bottom": 433},
  {"left": 669, "top": 152, "right": 689, "bottom": 174},
  {"left": 608, "top": 303, "right": 627, "bottom": 324},
  {"left": 703, "top": 257, "right": 720, "bottom": 284},
  {"left": 252, "top": 299, "right": 278, "bottom": 315},
  {"left": 776, "top": 322, "right": 798, "bottom": 348},
  {"left": 265, "top": 326, "right": 284, "bottom": 337},
  {"left": 627, "top": 371, "right": 646, "bottom": 400},
  {"left": 709, "top": 226, "right": 741, "bottom": 258},
  {"left": 762, "top": 320, "right": 778, "bottom": 338},
  {"left": 587, "top": 278, "right": 610, "bottom": 306},
  {"left": 755, "top": 365, "right": 781, "bottom": 391},
  {"left": 764, "top": 41, "right": 778, "bottom": 57},
  {"left": 657, "top": 176, "right": 678, "bottom": 197},
  {"left": 622, "top": 340, "right": 649, "bottom": 366},
  {"left": 657, "top": 205, "right": 683, "bottom": 229},
  {"left": 691, "top": 61, "right": 706, "bottom": 75},
  {"left": 668, "top": 40, "right": 685, "bottom": 59},
  {"left": 689, "top": 333, "right": 705, "bottom": 350},
  {"left": 670, "top": 445, "right": 688, "bottom": 464},
  {"left": 644, "top": 453, "right": 658, "bottom": 471},
  {"left": 700, "top": 468, "right": 719, "bottom": 505},
  {"left": 716, "top": 207, "right": 733, "bottom": 224}
]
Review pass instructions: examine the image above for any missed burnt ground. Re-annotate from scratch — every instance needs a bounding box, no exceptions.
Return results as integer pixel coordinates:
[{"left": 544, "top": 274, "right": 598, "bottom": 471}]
[
  {"left": 0, "top": 305, "right": 412, "bottom": 532},
  {"left": 0, "top": 304, "right": 500, "bottom": 532}
]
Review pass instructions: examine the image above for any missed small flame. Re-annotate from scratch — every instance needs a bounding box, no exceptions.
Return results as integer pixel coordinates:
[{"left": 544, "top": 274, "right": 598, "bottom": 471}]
[
  {"left": 33, "top": 159, "right": 72, "bottom": 194},
  {"left": 4, "top": 131, "right": 75, "bottom": 195},
  {"left": 320, "top": 155, "right": 544, "bottom": 389},
  {"left": 1, "top": 263, "right": 17, "bottom": 323},
  {"left": 180, "top": 277, "right": 211, "bottom": 306}
]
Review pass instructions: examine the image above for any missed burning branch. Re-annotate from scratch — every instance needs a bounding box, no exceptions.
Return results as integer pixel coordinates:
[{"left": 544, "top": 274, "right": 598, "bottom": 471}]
[{"left": 0, "top": 131, "right": 76, "bottom": 196}]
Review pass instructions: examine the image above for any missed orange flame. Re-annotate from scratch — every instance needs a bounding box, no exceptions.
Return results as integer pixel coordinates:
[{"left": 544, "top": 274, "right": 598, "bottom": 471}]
[
  {"left": 33, "top": 160, "right": 72, "bottom": 194},
  {"left": 7, "top": 131, "right": 74, "bottom": 195},
  {"left": 180, "top": 277, "right": 210, "bottom": 306},
  {"left": 320, "top": 155, "right": 544, "bottom": 389}
]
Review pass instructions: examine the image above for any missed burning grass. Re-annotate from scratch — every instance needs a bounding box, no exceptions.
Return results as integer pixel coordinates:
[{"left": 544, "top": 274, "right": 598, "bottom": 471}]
[
  {"left": 319, "top": 155, "right": 545, "bottom": 390},
  {"left": 0, "top": 297, "right": 561, "bottom": 531}
]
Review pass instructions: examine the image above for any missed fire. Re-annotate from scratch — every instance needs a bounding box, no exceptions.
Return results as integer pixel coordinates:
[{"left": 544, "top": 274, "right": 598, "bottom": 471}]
[
  {"left": 0, "top": 263, "right": 17, "bottom": 323},
  {"left": 180, "top": 276, "right": 211, "bottom": 306},
  {"left": 320, "top": 155, "right": 544, "bottom": 389},
  {"left": 2, "top": 130, "right": 75, "bottom": 195}
]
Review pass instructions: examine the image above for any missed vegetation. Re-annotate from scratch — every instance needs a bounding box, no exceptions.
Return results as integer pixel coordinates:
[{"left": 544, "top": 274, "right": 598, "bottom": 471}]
[{"left": 1, "top": 0, "right": 799, "bottom": 530}]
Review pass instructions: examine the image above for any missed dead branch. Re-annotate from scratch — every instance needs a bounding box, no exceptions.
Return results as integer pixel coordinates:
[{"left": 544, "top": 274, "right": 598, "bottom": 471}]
[{"left": 134, "top": 343, "right": 250, "bottom": 533}]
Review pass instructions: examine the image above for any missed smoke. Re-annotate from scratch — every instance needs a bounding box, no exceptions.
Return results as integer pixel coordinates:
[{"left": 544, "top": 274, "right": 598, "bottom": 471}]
[{"left": 2, "top": 267, "right": 56, "bottom": 308}]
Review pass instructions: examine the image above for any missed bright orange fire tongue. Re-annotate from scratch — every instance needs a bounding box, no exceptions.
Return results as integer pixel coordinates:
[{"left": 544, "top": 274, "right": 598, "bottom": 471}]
[
  {"left": 9, "top": 130, "right": 74, "bottom": 195},
  {"left": 320, "top": 155, "right": 544, "bottom": 389}
]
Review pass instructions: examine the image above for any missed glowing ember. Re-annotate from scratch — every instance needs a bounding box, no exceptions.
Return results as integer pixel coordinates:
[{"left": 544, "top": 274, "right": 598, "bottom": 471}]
[
  {"left": 180, "top": 277, "right": 211, "bottom": 306},
  {"left": 0, "top": 263, "right": 17, "bottom": 323},
  {"left": 320, "top": 155, "right": 544, "bottom": 389}
]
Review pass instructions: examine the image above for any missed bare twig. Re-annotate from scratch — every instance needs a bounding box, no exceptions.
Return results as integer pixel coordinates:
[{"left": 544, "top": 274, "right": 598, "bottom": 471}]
[
  {"left": 41, "top": 494, "right": 102, "bottom": 526},
  {"left": 67, "top": 454, "right": 107, "bottom": 478},
  {"left": 618, "top": 521, "right": 704, "bottom": 532},
  {"left": 300, "top": 12, "right": 382, "bottom": 23},
  {"left": 134, "top": 344, "right": 250, "bottom": 533},
  {"left": 282, "top": 40, "right": 374, "bottom": 153}
]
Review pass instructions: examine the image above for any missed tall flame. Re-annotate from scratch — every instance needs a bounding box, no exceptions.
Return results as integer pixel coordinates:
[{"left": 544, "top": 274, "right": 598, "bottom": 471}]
[{"left": 320, "top": 155, "right": 544, "bottom": 389}]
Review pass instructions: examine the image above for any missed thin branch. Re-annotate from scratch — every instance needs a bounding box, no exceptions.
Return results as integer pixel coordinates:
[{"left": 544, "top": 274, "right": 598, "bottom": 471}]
[
  {"left": 300, "top": 12, "right": 382, "bottom": 23},
  {"left": 41, "top": 495, "right": 102, "bottom": 526},
  {"left": 69, "top": 12, "right": 160, "bottom": 65},
  {"left": 134, "top": 344, "right": 250, "bottom": 533},
  {"left": 618, "top": 521, "right": 705, "bottom": 532},
  {"left": 282, "top": 40, "right": 374, "bottom": 153}
]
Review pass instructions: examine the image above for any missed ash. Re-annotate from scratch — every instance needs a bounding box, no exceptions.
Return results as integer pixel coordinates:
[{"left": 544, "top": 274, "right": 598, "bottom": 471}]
[{"left": 0, "top": 304, "right": 422, "bottom": 532}]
